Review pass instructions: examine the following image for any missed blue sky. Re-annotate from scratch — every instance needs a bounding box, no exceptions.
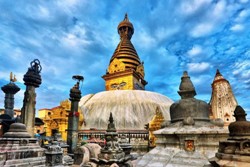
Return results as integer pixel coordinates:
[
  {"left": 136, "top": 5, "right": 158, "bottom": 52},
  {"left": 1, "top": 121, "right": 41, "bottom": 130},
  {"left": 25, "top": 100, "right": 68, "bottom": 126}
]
[{"left": 0, "top": 0, "right": 250, "bottom": 118}]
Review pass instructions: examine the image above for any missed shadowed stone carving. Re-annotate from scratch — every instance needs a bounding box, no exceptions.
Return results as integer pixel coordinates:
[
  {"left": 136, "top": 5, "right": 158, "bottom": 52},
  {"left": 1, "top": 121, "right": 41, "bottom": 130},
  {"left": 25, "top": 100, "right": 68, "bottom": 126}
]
[{"left": 210, "top": 105, "right": 250, "bottom": 166}]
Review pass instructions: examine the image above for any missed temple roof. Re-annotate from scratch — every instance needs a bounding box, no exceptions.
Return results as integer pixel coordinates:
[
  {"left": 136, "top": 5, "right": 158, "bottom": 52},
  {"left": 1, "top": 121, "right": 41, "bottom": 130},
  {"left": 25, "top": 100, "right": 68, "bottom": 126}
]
[{"left": 109, "top": 14, "right": 142, "bottom": 72}]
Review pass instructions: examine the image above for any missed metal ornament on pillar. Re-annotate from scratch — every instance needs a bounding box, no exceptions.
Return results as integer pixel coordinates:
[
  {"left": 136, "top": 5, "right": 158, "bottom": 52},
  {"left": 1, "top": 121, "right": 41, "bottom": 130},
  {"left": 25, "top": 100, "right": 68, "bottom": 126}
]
[
  {"left": 67, "top": 75, "right": 83, "bottom": 154},
  {"left": 21, "top": 59, "right": 42, "bottom": 136}
]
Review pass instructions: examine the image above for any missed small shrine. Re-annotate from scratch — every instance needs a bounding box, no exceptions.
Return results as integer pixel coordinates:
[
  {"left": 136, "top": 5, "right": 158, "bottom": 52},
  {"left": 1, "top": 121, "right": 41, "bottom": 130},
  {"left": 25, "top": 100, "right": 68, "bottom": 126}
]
[
  {"left": 136, "top": 71, "right": 228, "bottom": 167},
  {"left": 84, "top": 112, "right": 135, "bottom": 167},
  {"left": 210, "top": 105, "right": 250, "bottom": 166},
  {"left": 0, "top": 123, "right": 45, "bottom": 166}
]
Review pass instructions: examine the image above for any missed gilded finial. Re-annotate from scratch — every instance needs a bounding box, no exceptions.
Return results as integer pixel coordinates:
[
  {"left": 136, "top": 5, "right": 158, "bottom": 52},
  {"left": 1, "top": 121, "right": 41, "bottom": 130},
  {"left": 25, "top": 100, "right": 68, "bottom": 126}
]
[{"left": 10, "top": 72, "right": 17, "bottom": 82}]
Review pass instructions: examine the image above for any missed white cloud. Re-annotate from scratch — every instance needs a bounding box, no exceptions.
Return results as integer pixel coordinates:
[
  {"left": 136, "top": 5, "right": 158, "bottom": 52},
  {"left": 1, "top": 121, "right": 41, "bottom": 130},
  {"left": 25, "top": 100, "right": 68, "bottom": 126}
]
[
  {"left": 230, "top": 24, "right": 244, "bottom": 31},
  {"left": 233, "top": 60, "right": 250, "bottom": 77},
  {"left": 211, "top": 0, "right": 226, "bottom": 20},
  {"left": 190, "top": 22, "right": 214, "bottom": 37},
  {"left": 236, "top": 9, "right": 250, "bottom": 22},
  {"left": 61, "top": 33, "right": 91, "bottom": 49},
  {"left": 38, "top": 6, "right": 50, "bottom": 19},
  {"left": 180, "top": 0, "right": 211, "bottom": 15},
  {"left": 187, "top": 62, "right": 210, "bottom": 73},
  {"left": 155, "top": 26, "right": 180, "bottom": 41},
  {"left": 239, "top": 0, "right": 249, "bottom": 3},
  {"left": 187, "top": 45, "right": 202, "bottom": 57},
  {"left": 189, "top": 1, "right": 227, "bottom": 38},
  {"left": 134, "top": 30, "right": 156, "bottom": 50},
  {"left": 55, "top": 0, "right": 83, "bottom": 14}
]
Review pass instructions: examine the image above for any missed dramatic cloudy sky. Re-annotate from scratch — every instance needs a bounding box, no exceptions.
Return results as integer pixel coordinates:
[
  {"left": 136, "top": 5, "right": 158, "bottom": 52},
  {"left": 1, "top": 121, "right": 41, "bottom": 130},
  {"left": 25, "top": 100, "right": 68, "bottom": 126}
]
[{"left": 0, "top": 0, "right": 250, "bottom": 118}]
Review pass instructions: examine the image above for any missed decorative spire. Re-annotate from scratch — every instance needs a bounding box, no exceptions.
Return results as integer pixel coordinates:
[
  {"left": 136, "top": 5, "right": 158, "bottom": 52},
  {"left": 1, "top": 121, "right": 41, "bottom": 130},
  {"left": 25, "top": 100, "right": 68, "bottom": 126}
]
[
  {"left": 213, "top": 69, "right": 226, "bottom": 83},
  {"left": 178, "top": 71, "right": 196, "bottom": 99},
  {"left": 216, "top": 69, "right": 222, "bottom": 76},
  {"left": 124, "top": 13, "right": 128, "bottom": 21},
  {"left": 107, "top": 112, "right": 116, "bottom": 132}
]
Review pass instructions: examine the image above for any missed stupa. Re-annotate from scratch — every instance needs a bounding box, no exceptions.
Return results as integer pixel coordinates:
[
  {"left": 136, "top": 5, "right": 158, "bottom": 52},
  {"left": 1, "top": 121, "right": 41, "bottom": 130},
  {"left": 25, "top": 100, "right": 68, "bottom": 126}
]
[
  {"left": 136, "top": 71, "right": 228, "bottom": 167},
  {"left": 0, "top": 123, "right": 45, "bottom": 166},
  {"left": 210, "top": 105, "right": 250, "bottom": 166},
  {"left": 79, "top": 14, "right": 173, "bottom": 149}
]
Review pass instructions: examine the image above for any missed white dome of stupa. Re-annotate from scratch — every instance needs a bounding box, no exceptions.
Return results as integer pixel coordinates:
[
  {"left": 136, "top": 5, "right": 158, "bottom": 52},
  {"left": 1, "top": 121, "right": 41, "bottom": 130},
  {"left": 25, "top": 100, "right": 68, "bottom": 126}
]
[{"left": 79, "top": 90, "right": 173, "bottom": 130}]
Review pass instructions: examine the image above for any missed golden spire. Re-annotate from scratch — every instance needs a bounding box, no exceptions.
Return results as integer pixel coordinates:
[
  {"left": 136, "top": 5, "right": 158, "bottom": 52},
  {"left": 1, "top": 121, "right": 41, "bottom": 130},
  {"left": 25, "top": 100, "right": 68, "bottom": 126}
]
[
  {"left": 102, "top": 14, "right": 147, "bottom": 91},
  {"left": 111, "top": 13, "right": 140, "bottom": 71}
]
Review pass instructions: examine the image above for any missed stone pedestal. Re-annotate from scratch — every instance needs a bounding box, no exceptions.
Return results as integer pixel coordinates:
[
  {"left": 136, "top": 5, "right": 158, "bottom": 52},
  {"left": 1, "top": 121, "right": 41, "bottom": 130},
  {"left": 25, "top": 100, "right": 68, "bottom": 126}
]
[{"left": 45, "top": 141, "right": 63, "bottom": 166}]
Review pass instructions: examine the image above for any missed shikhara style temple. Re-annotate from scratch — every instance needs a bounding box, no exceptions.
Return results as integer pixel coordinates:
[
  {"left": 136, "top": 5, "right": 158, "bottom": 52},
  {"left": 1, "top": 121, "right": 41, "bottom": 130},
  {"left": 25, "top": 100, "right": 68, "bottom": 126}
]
[
  {"left": 1, "top": 13, "right": 249, "bottom": 167},
  {"left": 209, "top": 69, "right": 238, "bottom": 127}
]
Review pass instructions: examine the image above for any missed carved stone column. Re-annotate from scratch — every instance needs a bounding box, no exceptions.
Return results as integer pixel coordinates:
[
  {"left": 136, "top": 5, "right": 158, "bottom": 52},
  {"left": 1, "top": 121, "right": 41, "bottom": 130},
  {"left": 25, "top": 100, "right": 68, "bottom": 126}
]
[
  {"left": 1, "top": 81, "right": 20, "bottom": 118},
  {"left": 67, "top": 76, "right": 83, "bottom": 154},
  {"left": 21, "top": 59, "right": 42, "bottom": 136}
]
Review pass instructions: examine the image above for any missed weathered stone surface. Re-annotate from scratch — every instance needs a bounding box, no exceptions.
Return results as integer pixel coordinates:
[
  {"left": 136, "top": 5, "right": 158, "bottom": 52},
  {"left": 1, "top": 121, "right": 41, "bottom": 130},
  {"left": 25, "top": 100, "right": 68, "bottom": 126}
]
[
  {"left": 45, "top": 141, "right": 63, "bottom": 166},
  {"left": 0, "top": 123, "right": 45, "bottom": 166},
  {"left": 74, "top": 143, "right": 101, "bottom": 165}
]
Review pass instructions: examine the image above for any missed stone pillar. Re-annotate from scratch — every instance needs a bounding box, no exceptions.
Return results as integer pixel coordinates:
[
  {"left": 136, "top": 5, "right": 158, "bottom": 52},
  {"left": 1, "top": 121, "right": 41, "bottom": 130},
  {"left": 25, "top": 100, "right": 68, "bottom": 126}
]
[
  {"left": 1, "top": 82, "right": 20, "bottom": 118},
  {"left": 67, "top": 76, "right": 83, "bottom": 154},
  {"left": 21, "top": 59, "right": 42, "bottom": 136}
]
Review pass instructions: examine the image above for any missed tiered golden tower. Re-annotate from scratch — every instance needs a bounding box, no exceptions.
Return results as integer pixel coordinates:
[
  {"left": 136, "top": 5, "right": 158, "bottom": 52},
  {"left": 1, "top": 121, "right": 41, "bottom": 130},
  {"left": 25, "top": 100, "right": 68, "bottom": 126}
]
[{"left": 102, "top": 14, "right": 147, "bottom": 90}]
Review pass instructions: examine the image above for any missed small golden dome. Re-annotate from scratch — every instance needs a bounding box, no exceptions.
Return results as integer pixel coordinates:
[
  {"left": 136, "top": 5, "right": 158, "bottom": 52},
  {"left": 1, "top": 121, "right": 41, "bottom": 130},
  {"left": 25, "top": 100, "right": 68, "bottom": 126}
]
[{"left": 117, "top": 13, "right": 134, "bottom": 33}]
